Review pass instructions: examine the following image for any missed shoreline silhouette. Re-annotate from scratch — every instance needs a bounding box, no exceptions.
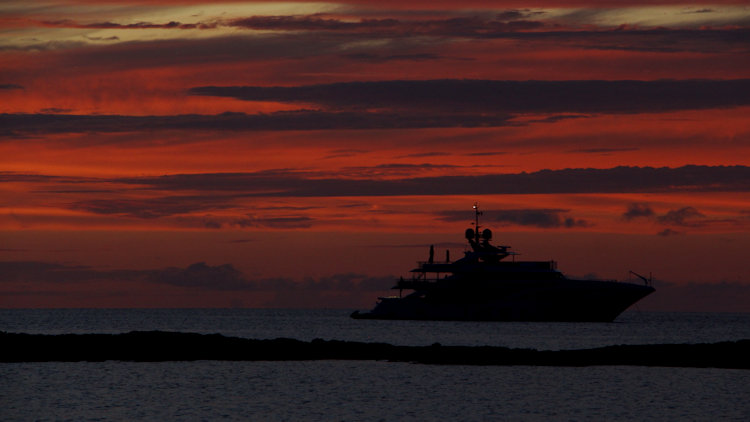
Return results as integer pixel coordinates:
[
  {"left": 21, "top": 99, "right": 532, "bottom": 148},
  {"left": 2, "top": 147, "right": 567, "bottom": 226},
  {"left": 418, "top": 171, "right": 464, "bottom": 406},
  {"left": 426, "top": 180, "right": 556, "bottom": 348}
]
[{"left": 2, "top": 331, "right": 748, "bottom": 369}]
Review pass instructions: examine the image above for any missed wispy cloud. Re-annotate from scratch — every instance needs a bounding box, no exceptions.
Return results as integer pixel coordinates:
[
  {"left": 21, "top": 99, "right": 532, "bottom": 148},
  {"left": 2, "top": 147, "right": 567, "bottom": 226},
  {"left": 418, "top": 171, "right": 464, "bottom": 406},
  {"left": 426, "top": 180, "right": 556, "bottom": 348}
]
[
  {"left": 438, "top": 208, "right": 589, "bottom": 228},
  {"left": 225, "top": 14, "right": 545, "bottom": 36},
  {"left": 657, "top": 206, "right": 706, "bottom": 226},
  {"left": 657, "top": 228, "right": 683, "bottom": 237},
  {"left": 70, "top": 195, "right": 238, "bottom": 219},
  {"left": 623, "top": 203, "right": 655, "bottom": 220},
  {"left": 39, "top": 19, "right": 205, "bottom": 30}
]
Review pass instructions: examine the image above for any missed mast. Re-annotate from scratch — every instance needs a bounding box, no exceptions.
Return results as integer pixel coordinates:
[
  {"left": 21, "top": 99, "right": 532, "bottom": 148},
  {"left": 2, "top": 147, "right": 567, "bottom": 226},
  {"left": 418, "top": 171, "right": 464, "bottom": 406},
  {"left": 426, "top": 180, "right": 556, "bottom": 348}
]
[{"left": 473, "top": 202, "right": 482, "bottom": 244}]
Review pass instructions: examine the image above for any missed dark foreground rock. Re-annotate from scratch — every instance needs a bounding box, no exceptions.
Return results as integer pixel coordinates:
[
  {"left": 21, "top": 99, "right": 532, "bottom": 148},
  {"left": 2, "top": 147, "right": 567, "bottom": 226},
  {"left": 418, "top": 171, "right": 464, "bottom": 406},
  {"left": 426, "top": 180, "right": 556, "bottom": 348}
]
[{"left": 1, "top": 331, "right": 748, "bottom": 369}]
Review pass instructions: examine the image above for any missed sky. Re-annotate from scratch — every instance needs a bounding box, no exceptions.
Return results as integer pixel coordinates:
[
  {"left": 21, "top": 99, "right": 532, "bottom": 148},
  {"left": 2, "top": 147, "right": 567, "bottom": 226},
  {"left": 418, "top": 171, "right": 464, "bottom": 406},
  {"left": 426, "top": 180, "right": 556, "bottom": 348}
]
[{"left": 1, "top": 0, "right": 750, "bottom": 310}]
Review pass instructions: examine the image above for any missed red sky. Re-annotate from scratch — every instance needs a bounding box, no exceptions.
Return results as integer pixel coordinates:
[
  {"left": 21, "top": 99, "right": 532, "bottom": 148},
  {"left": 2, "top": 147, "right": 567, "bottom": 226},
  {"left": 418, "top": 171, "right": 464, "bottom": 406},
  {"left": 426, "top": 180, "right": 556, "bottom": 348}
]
[{"left": 1, "top": 0, "right": 749, "bottom": 310}]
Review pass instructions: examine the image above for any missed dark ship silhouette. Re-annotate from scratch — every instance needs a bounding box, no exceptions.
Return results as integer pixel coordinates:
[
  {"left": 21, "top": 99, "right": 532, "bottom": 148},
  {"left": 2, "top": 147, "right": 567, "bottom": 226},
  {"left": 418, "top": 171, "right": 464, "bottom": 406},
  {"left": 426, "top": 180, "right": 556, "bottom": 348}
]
[{"left": 352, "top": 204, "right": 655, "bottom": 322}]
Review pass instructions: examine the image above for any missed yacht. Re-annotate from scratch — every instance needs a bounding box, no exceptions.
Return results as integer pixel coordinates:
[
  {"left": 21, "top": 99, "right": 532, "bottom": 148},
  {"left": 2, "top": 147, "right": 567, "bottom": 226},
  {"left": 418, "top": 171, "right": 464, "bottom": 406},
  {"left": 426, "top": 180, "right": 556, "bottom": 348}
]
[{"left": 351, "top": 204, "right": 655, "bottom": 322}]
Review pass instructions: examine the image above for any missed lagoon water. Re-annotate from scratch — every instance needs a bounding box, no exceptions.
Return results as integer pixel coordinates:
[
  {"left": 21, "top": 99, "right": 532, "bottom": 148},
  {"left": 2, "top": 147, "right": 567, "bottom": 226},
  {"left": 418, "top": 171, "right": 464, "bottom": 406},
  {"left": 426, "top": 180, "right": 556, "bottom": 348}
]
[{"left": 2, "top": 309, "right": 750, "bottom": 421}]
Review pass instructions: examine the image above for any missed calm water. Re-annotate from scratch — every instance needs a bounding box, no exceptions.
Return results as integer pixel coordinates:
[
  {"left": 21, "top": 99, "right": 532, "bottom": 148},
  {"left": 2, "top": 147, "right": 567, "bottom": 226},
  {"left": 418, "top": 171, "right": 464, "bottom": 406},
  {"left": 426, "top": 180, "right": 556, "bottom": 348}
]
[{"left": 2, "top": 309, "right": 750, "bottom": 421}]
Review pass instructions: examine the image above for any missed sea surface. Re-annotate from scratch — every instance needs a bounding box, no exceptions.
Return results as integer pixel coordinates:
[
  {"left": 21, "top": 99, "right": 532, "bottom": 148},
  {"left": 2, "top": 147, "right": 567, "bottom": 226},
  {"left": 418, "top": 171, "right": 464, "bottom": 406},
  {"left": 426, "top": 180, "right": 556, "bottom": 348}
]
[{"left": 2, "top": 309, "right": 750, "bottom": 421}]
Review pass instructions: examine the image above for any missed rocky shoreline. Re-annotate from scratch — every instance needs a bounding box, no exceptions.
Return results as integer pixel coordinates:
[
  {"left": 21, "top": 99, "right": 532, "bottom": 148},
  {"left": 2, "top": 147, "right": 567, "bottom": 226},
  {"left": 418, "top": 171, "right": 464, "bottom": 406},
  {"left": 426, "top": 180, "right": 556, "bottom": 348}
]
[{"left": 2, "top": 331, "right": 748, "bottom": 369}]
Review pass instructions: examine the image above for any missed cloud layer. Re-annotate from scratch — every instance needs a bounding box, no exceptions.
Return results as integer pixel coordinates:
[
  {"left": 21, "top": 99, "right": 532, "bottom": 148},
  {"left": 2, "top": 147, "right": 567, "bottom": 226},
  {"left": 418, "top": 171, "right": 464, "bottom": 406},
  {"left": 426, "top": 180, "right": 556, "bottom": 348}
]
[{"left": 0, "top": 260, "right": 392, "bottom": 293}]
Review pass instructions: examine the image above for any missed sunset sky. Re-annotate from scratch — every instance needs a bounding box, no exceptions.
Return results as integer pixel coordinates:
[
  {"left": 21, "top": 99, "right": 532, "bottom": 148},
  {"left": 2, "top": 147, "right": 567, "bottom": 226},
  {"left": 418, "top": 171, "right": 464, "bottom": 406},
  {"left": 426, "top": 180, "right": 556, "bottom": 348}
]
[{"left": 2, "top": 0, "right": 750, "bottom": 310}]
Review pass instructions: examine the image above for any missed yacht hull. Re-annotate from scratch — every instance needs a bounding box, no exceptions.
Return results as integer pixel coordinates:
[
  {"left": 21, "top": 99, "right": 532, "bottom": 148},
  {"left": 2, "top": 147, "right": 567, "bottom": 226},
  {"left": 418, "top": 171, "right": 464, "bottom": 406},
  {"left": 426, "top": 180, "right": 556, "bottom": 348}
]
[{"left": 351, "top": 279, "right": 655, "bottom": 322}]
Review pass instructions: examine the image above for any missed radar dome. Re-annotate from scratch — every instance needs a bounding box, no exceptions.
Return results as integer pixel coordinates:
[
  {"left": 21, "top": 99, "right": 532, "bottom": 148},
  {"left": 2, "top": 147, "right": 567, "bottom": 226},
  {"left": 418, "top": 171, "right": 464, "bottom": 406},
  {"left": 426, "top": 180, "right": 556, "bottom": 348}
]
[
  {"left": 482, "top": 228, "right": 493, "bottom": 241},
  {"left": 465, "top": 228, "right": 475, "bottom": 241}
]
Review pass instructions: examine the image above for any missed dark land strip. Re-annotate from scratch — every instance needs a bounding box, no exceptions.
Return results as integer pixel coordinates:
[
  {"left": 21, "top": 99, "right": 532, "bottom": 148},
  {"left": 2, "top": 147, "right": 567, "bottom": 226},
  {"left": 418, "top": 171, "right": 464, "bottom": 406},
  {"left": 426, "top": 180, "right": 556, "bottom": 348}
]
[{"left": 2, "top": 331, "right": 748, "bottom": 369}]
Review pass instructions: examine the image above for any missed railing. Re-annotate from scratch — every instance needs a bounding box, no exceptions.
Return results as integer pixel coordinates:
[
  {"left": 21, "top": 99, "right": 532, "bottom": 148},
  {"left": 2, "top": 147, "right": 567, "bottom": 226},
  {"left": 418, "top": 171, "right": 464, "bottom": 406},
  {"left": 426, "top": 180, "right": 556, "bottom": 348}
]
[
  {"left": 629, "top": 270, "right": 652, "bottom": 286},
  {"left": 416, "top": 260, "right": 452, "bottom": 265}
]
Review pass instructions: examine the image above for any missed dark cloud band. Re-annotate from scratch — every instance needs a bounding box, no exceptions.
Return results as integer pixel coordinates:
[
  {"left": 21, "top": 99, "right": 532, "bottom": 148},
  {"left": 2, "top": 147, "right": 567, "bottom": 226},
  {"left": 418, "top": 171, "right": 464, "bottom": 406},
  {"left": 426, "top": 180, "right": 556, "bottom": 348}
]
[
  {"left": 4, "top": 79, "right": 748, "bottom": 138},
  {"left": 190, "top": 79, "right": 750, "bottom": 114},
  {"left": 6, "top": 165, "right": 749, "bottom": 201},
  {"left": 0, "top": 111, "right": 513, "bottom": 136},
  {"left": 116, "top": 165, "right": 750, "bottom": 197}
]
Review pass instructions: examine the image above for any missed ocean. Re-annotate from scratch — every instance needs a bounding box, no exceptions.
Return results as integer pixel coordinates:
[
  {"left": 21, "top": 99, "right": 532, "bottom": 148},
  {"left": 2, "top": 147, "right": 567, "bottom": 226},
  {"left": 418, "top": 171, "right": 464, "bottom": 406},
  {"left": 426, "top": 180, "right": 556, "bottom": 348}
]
[{"left": 2, "top": 309, "right": 750, "bottom": 421}]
